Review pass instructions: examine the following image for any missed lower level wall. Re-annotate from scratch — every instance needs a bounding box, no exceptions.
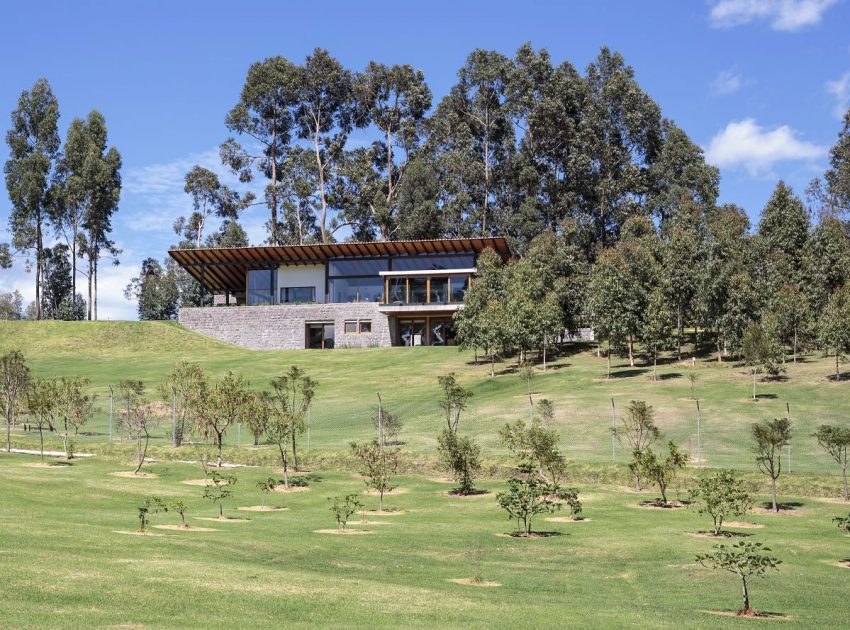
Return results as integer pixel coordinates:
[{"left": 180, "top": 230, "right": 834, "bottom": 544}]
[{"left": 178, "top": 303, "right": 393, "bottom": 350}]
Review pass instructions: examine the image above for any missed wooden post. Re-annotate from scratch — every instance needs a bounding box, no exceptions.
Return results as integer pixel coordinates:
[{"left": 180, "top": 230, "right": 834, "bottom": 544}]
[{"left": 376, "top": 393, "right": 383, "bottom": 452}]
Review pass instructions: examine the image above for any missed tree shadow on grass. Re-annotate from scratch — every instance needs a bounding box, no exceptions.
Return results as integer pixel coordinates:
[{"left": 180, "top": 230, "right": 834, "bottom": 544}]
[
  {"left": 694, "top": 530, "right": 753, "bottom": 538},
  {"left": 826, "top": 372, "right": 850, "bottom": 383},
  {"left": 656, "top": 372, "right": 682, "bottom": 381},
  {"left": 752, "top": 393, "right": 778, "bottom": 400},
  {"left": 505, "top": 530, "right": 563, "bottom": 538},
  {"left": 760, "top": 501, "right": 804, "bottom": 511},
  {"left": 608, "top": 368, "right": 648, "bottom": 379}
]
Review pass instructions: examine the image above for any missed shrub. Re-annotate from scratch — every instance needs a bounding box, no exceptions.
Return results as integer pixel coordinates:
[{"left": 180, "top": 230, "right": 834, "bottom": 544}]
[
  {"left": 203, "top": 471, "right": 236, "bottom": 518},
  {"left": 637, "top": 441, "right": 688, "bottom": 505},
  {"left": 695, "top": 541, "right": 781, "bottom": 615},
  {"left": 436, "top": 428, "right": 481, "bottom": 495},
  {"left": 328, "top": 494, "right": 362, "bottom": 530},
  {"left": 138, "top": 496, "right": 168, "bottom": 532},
  {"left": 496, "top": 465, "right": 560, "bottom": 536},
  {"left": 690, "top": 470, "right": 753, "bottom": 535}
]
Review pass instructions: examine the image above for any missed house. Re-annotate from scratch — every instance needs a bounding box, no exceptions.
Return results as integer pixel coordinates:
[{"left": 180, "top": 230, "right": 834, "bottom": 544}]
[{"left": 168, "top": 236, "right": 512, "bottom": 350}]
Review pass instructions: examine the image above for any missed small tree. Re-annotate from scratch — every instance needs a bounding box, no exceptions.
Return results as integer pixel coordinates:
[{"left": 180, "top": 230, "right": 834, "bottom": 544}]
[
  {"left": 637, "top": 441, "right": 688, "bottom": 505},
  {"left": 159, "top": 361, "right": 206, "bottom": 446},
  {"left": 499, "top": 417, "right": 566, "bottom": 487},
  {"left": 118, "top": 393, "right": 163, "bottom": 474},
  {"left": 256, "top": 477, "right": 277, "bottom": 507},
  {"left": 642, "top": 287, "right": 671, "bottom": 381},
  {"left": 193, "top": 371, "right": 252, "bottom": 467},
  {"left": 832, "top": 513, "right": 850, "bottom": 534},
  {"left": 690, "top": 469, "right": 753, "bottom": 535},
  {"left": 741, "top": 323, "right": 784, "bottom": 400},
  {"left": 350, "top": 439, "right": 400, "bottom": 512},
  {"left": 436, "top": 427, "right": 481, "bottom": 495},
  {"left": 25, "top": 378, "right": 57, "bottom": 463},
  {"left": 203, "top": 471, "right": 236, "bottom": 518},
  {"left": 372, "top": 406, "right": 403, "bottom": 446},
  {"left": 688, "top": 372, "right": 698, "bottom": 400},
  {"left": 1, "top": 350, "right": 31, "bottom": 453},
  {"left": 496, "top": 465, "right": 560, "bottom": 536},
  {"left": 54, "top": 377, "right": 96, "bottom": 459},
  {"left": 244, "top": 391, "right": 271, "bottom": 447},
  {"left": 328, "top": 494, "right": 362, "bottom": 530},
  {"left": 437, "top": 373, "right": 473, "bottom": 432},
  {"left": 138, "top": 496, "right": 168, "bottom": 532},
  {"left": 751, "top": 418, "right": 791, "bottom": 512},
  {"left": 813, "top": 424, "right": 850, "bottom": 501},
  {"left": 695, "top": 541, "right": 781, "bottom": 615},
  {"left": 269, "top": 366, "right": 316, "bottom": 471},
  {"left": 614, "top": 400, "right": 661, "bottom": 491},
  {"left": 172, "top": 499, "right": 189, "bottom": 527}
]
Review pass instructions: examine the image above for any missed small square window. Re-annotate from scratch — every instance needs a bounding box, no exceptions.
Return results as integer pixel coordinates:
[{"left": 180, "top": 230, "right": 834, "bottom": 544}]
[
  {"left": 344, "top": 321, "right": 357, "bottom": 334},
  {"left": 359, "top": 320, "right": 372, "bottom": 334}
]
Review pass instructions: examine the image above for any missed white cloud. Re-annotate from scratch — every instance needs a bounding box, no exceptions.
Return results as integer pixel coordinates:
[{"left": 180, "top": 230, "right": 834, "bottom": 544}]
[
  {"left": 826, "top": 71, "right": 850, "bottom": 119},
  {"left": 705, "top": 118, "right": 826, "bottom": 175},
  {"left": 708, "top": 0, "right": 838, "bottom": 31},
  {"left": 711, "top": 69, "right": 745, "bottom": 95}
]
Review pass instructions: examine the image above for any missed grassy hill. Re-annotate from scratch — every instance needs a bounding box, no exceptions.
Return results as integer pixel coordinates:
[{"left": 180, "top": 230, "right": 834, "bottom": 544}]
[{"left": 1, "top": 320, "right": 849, "bottom": 473}]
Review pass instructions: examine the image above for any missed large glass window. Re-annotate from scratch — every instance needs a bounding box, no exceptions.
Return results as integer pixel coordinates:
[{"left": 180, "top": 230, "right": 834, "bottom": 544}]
[
  {"left": 330, "top": 278, "right": 357, "bottom": 303},
  {"left": 392, "top": 254, "right": 474, "bottom": 271},
  {"left": 409, "top": 277, "right": 428, "bottom": 304},
  {"left": 280, "top": 286, "right": 315, "bottom": 304},
  {"left": 357, "top": 277, "right": 384, "bottom": 303},
  {"left": 430, "top": 277, "right": 448, "bottom": 304},
  {"left": 388, "top": 278, "right": 406, "bottom": 304},
  {"left": 449, "top": 275, "right": 469, "bottom": 303},
  {"left": 328, "top": 258, "right": 388, "bottom": 276},
  {"left": 247, "top": 269, "right": 276, "bottom": 305}
]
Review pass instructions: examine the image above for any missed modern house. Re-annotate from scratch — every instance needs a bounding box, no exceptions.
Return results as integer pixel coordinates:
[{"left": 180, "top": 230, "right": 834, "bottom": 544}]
[{"left": 169, "top": 236, "right": 512, "bottom": 350}]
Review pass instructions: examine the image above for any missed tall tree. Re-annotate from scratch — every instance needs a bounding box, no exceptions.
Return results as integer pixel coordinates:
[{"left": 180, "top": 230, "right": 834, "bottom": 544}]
[
  {"left": 430, "top": 49, "right": 514, "bottom": 236},
  {"left": 809, "top": 108, "right": 850, "bottom": 218},
  {"left": 175, "top": 165, "right": 254, "bottom": 248},
  {"left": 352, "top": 62, "right": 432, "bottom": 240},
  {"left": 818, "top": 284, "right": 850, "bottom": 381},
  {"left": 801, "top": 215, "right": 850, "bottom": 315},
  {"left": 587, "top": 248, "right": 633, "bottom": 378},
  {"left": 124, "top": 258, "right": 179, "bottom": 321},
  {"left": 3, "top": 79, "right": 60, "bottom": 320},
  {"left": 222, "top": 56, "right": 298, "bottom": 245}
]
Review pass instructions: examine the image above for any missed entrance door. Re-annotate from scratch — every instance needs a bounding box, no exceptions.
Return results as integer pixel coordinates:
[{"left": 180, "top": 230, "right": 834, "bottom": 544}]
[
  {"left": 430, "top": 318, "right": 456, "bottom": 346},
  {"left": 307, "top": 323, "right": 335, "bottom": 349},
  {"left": 399, "top": 319, "right": 425, "bottom": 346}
]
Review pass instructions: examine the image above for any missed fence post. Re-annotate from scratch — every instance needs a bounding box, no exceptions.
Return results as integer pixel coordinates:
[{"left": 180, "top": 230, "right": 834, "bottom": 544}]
[
  {"left": 696, "top": 400, "right": 702, "bottom": 467},
  {"left": 611, "top": 398, "right": 616, "bottom": 464},
  {"left": 108, "top": 385, "right": 113, "bottom": 442},
  {"left": 376, "top": 392, "right": 383, "bottom": 452},
  {"left": 171, "top": 390, "right": 177, "bottom": 447},
  {"left": 786, "top": 402, "right": 792, "bottom": 474}
]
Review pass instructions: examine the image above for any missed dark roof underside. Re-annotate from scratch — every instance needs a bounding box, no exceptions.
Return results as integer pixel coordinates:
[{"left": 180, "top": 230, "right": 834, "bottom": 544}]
[{"left": 168, "top": 237, "right": 512, "bottom": 293}]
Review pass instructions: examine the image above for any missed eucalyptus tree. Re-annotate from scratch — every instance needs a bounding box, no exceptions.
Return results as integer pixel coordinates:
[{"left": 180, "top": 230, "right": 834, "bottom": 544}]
[
  {"left": 642, "top": 286, "right": 672, "bottom": 381},
  {"left": 3, "top": 79, "right": 60, "bottom": 319},
  {"left": 352, "top": 62, "right": 432, "bottom": 240},
  {"left": 175, "top": 165, "right": 254, "bottom": 248},
  {"left": 587, "top": 248, "right": 633, "bottom": 378},
  {"left": 393, "top": 156, "right": 443, "bottom": 239},
  {"left": 54, "top": 377, "right": 96, "bottom": 459},
  {"left": 812, "top": 424, "right": 850, "bottom": 500},
  {"left": 430, "top": 49, "right": 515, "bottom": 236},
  {"left": 576, "top": 47, "right": 661, "bottom": 246},
  {"left": 124, "top": 258, "right": 179, "bottom": 320},
  {"left": 808, "top": 108, "right": 850, "bottom": 217},
  {"left": 614, "top": 400, "right": 660, "bottom": 491},
  {"left": 222, "top": 55, "right": 299, "bottom": 245},
  {"left": 770, "top": 284, "right": 811, "bottom": 363},
  {"left": 1, "top": 350, "right": 31, "bottom": 453},
  {"left": 751, "top": 418, "right": 791, "bottom": 512},
  {"left": 801, "top": 215, "right": 850, "bottom": 315},
  {"left": 818, "top": 284, "right": 850, "bottom": 381}
]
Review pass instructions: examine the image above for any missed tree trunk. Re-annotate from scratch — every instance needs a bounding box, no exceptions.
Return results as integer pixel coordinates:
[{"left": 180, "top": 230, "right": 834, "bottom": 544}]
[
  {"left": 278, "top": 445, "right": 289, "bottom": 488},
  {"left": 135, "top": 434, "right": 142, "bottom": 473},
  {"left": 39, "top": 427, "right": 45, "bottom": 464},
  {"left": 628, "top": 336, "right": 634, "bottom": 367},
  {"left": 741, "top": 576, "right": 750, "bottom": 613},
  {"left": 771, "top": 475, "right": 778, "bottom": 512},
  {"left": 606, "top": 344, "right": 611, "bottom": 380},
  {"left": 216, "top": 432, "right": 223, "bottom": 468},
  {"left": 35, "top": 219, "right": 43, "bottom": 320},
  {"left": 677, "top": 305, "right": 683, "bottom": 361},
  {"left": 291, "top": 431, "right": 299, "bottom": 471},
  {"left": 842, "top": 463, "right": 848, "bottom": 502},
  {"left": 836, "top": 355, "right": 841, "bottom": 382},
  {"left": 653, "top": 352, "right": 658, "bottom": 382},
  {"left": 482, "top": 111, "right": 489, "bottom": 236},
  {"left": 93, "top": 257, "right": 98, "bottom": 321},
  {"left": 313, "top": 124, "right": 330, "bottom": 243},
  {"left": 752, "top": 370, "right": 757, "bottom": 400},
  {"left": 270, "top": 128, "right": 279, "bottom": 245},
  {"left": 792, "top": 327, "right": 797, "bottom": 364},
  {"left": 87, "top": 255, "right": 93, "bottom": 320},
  {"left": 5, "top": 416, "right": 10, "bottom": 453}
]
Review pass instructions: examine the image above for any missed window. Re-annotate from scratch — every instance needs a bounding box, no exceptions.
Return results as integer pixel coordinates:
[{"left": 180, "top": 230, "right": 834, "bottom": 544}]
[
  {"left": 391, "top": 254, "right": 474, "bottom": 271},
  {"left": 329, "top": 277, "right": 384, "bottom": 303},
  {"left": 430, "top": 277, "right": 448, "bottom": 304},
  {"left": 387, "top": 277, "right": 407, "bottom": 304},
  {"left": 450, "top": 275, "right": 469, "bottom": 303},
  {"left": 247, "top": 269, "right": 276, "bottom": 305},
  {"left": 330, "top": 278, "right": 357, "bottom": 303},
  {"left": 409, "top": 277, "right": 428, "bottom": 304},
  {"left": 280, "top": 286, "right": 315, "bottom": 304},
  {"left": 307, "top": 323, "right": 334, "bottom": 349},
  {"left": 344, "top": 321, "right": 357, "bottom": 334},
  {"left": 359, "top": 320, "right": 372, "bottom": 334},
  {"left": 328, "top": 258, "right": 388, "bottom": 277},
  {"left": 357, "top": 277, "right": 384, "bottom": 303}
]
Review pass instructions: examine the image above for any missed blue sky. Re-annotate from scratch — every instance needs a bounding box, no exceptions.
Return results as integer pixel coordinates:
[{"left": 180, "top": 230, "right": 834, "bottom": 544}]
[{"left": 1, "top": 0, "right": 849, "bottom": 319}]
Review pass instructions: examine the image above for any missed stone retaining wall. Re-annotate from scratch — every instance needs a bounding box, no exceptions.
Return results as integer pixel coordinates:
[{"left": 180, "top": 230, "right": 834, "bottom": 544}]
[{"left": 178, "top": 303, "right": 393, "bottom": 350}]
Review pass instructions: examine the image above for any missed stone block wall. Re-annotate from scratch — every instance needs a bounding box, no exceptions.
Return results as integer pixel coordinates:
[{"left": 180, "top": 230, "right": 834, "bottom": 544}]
[{"left": 178, "top": 303, "right": 393, "bottom": 350}]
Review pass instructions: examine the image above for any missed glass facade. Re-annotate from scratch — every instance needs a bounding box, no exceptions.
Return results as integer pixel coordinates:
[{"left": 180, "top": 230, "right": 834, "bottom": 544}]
[
  {"left": 329, "top": 277, "right": 384, "bottom": 303},
  {"left": 280, "top": 286, "right": 315, "bottom": 304},
  {"left": 247, "top": 269, "right": 276, "bottom": 305},
  {"left": 449, "top": 275, "right": 469, "bottom": 303},
  {"left": 391, "top": 254, "right": 474, "bottom": 271}
]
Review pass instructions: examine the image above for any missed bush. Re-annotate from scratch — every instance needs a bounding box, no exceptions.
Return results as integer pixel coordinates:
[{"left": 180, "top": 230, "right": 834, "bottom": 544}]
[
  {"left": 496, "top": 465, "right": 560, "bottom": 536},
  {"left": 690, "top": 470, "right": 753, "bottom": 535},
  {"left": 436, "top": 428, "right": 481, "bottom": 495},
  {"left": 328, "top": 494, "right": 362, "bottom": 530}
]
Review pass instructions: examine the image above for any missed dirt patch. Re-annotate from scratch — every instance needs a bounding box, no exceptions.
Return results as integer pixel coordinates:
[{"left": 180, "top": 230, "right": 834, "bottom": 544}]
[
  {"left": 273, "top": 485, "right": 310, "bottom": 493},
  {"left": 449, "top": 578, "right": 501, "bottom": 587},
  {"left": 702, "top": 610, "right": 790, "bottom": 620},
  {"left": 756, "top": 506, "right": 806, "bottom": 517},
  {"left": 153, "top": 524, "right": 217, "bottom": 532},
  {"left": 442, "top": 489, "right": 491, "bottom": 498},
  {"left": 22, "top": 462, "right": 69, "bottom": 469},
  {"left": 113, "top": 530, "right": 166, "bottom": 537},
  {"left": 313, "top": 529, "right": 372, "bottom": 535},
  {"left": 364, "top": 487, "right": 409, "bottom": 496},
  {"left": 429, "top": 477, "right": 455, "bottom": 484},
  {"left": 544, "top": 516, "right": 592, "bottom": 523},
  {"left": 237, "top": 505, "right": 288, "bottom": 512},
  {"left": 726, "top": 521, "right": 765, "bottom": 529},
  {"left": 813, "top": 496, "right": 850, "bottom": 505},
  {"left": 347, "top": 520, "right": 392, "bottom": 526},
  {"left": 194, "top": 516, "right": 251, "bottom": 522},
  {"left": 687, "top": 531, "right": 752, "bottom": 539},
  {"left": 110, "top": 471, "right": 159, "bottom": 479},
  {"left": 181, "top": 478, "right": 214, "bottom": 486},
  {"left": 637, "top": 500, "right": 685, "bottom": 509},
  {"left": 361, "top": 509, "right": 406, "bottom": 516},
  {"left": 829, "top": 559, "right": 850, "bottom": 569}
]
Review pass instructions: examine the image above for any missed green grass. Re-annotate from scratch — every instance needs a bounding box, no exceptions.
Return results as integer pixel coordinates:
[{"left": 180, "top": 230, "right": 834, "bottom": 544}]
[
  {"left": 1, "top": 453, "right": 848, "bottom": 628},
  {"left": 1, "top": 320, "right": 849, "bottom": 474}
]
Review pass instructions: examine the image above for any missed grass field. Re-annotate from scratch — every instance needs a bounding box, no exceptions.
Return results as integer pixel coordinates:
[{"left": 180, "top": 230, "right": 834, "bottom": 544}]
[
  {"left": 1, "top": 452, "right": 849, "bottom": 628},
  {"left": 1, "top": 320, "right": 849, "bottom": 473}
]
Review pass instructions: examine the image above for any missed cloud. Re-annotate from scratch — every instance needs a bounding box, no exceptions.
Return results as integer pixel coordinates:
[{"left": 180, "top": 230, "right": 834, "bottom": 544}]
[
  {"left": 708, "top": 0, "right": 838, "bottom": 31},
  {"left": 705, "top": 118, "right": 826, "bottom": 175},
  {"left": 711, "top": 69, "right": 745, "bottom": 95},
  {"left": 826, "top": 71, "right": 850, "bottom": 119}
]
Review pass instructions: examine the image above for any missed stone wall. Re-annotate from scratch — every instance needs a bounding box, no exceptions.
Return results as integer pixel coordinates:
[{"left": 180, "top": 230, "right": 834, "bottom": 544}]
[{"left": 178, "top": 303, "right": 393, "bottom": 350}]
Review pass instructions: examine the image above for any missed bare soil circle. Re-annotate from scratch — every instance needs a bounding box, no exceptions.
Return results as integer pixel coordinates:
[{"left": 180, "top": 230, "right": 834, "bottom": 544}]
[
  {"left": 113, "top": 530, "right": 166, "bottom": 537},
  {"left": 273, "top": 485, "right": 310, "bottom": 493},
  {"left": 702, "top": 610, "right": 790, "bottom": 620},
  {"left": 364, "top": 487, "right": 409, "bottom": 496},
  {"left": 194, "top": 516, "right": 251, "bottom": 522},
  {"left": 449, "top": 578, "right": 501, "bottom": 587},
  {"left": 181, "top": 478, "right": 214, "bottom": 486},
  {"left": 153, "top": 524, "right": 218, "bottom": 532},
  {"left": 544, "top": 516, "right": 592, "bottom": 523},
  {"left": 110, "top": 471, "right": 159, "bottom": 479},
  {"left": 313, "top": 528, "right": 372, "bottom": 535},
  {"left": 361, "top": 509, "right": 406, "bottom": 516},
  {"left": 237, "top": 505, "right": 288, "bottom": 512}
]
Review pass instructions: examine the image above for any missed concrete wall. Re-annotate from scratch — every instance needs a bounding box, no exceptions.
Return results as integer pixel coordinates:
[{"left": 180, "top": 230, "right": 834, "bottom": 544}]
[
  {"left": 277, "top": 264, "right": 326, "bottom": 303},
  {"left": 178, "top": 302, "right": 392, "bottom": 350}
]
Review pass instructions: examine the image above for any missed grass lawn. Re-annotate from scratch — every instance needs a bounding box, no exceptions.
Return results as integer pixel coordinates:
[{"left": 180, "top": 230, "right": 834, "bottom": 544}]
[
  {"left": 1, "top": 320, "right": 849, "bottom": 474},
  {"left": 1, "top": 452, "right": 848, "bottom": 628}
]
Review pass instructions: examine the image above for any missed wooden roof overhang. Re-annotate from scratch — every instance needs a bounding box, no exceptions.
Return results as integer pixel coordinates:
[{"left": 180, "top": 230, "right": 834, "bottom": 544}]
[{"left": 168, "top": 237, "right": 513, "bottom": 294}]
